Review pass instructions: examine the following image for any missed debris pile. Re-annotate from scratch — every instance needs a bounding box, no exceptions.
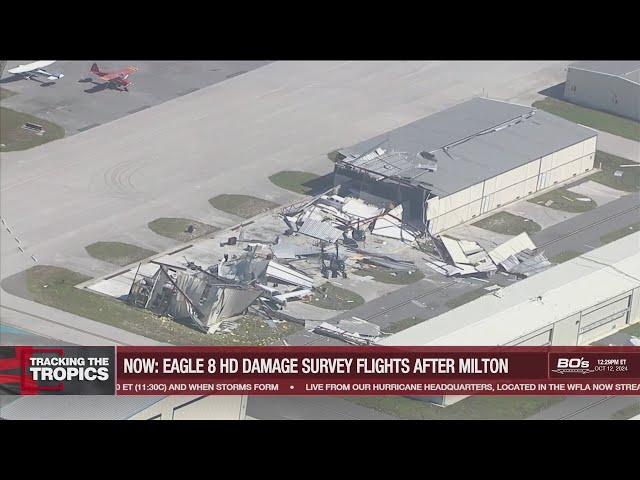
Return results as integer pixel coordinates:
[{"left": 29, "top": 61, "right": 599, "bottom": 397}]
[
  {"left": 282, "top": 193, "right": 422, "bottom": 245},
  {"left": 423, "top": 232, "right": 551, "bottom": 279}
]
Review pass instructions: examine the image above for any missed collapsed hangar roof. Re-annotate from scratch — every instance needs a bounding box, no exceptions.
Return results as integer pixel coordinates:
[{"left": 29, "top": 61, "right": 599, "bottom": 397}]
[{"left": 336, "top": 97, "right": 597, "bottom": 197}]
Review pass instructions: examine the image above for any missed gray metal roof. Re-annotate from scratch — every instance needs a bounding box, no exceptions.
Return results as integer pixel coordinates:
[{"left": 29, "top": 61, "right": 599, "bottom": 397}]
[
  {"left": 0, "top": 395, "right": 164, "bottom": 420},
  {"left": 337, "top": 97, "right": 596, "bottom": 196},
  {"left": 570, "top": 60, "right": 640, "bottom": 77}
]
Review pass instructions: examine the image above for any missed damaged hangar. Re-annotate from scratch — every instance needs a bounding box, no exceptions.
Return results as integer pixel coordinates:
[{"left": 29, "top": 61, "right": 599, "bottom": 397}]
[{"left": 333, "top": 97, "right": 598, "bottom": 234}]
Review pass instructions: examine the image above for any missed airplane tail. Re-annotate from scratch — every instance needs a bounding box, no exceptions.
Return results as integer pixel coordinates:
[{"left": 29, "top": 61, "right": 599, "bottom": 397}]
[{"left": 90, "top": 63, "right": 101, "bottom": 75}]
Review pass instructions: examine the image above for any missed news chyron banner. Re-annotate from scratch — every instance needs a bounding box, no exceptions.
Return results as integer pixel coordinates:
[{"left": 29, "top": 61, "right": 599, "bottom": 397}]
[{"left": 1, "top": 346, "right": 640, "bottom": 396}]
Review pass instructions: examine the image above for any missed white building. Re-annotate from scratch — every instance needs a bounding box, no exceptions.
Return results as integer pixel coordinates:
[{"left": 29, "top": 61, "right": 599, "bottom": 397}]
[
  {"left": 380, "top": 232, "right": 640, "bottom": 406},
  {"left": 334, "top": 97, "right": 598, "bottom": 234},
  {"left": 564, "top": 61, "right": 640, "bottom": 121}
]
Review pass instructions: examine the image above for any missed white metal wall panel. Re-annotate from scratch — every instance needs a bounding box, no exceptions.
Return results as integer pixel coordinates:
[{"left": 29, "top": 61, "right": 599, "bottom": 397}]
[
  {"left": 483, "top": 176, "right": 498, "bottom": 195},
  {"left": 583, "top": 136, "right": 597, "bottom": 155},
  {"left": 513, "top": 329, "right": 552, "bottom": 346},
  {"left": 579, "top": 311, "right": 629, "bottom": 344},
  {"left": 540, "top": 153, "right": 554, "bottom": 172},
  {"left": 552, "top": 143, "right": 583, "bottom": 168},
  {"left": 525, "top": 176, "right": 538, "bottom": 195},
  {"left": 426, "top": 197, "right": 440, "bottom": 220},
  {"left": 494, "top": 181, "right": 528, "bottom": 207},
  {"left": 581, "top": 296, "right": 631, "bottom": 326},
  {"left": 495, "top": 163, "right": 528, "bottom": 190},
  {"left": 426, "top": 140, "right": 596, "bottom": 234}
]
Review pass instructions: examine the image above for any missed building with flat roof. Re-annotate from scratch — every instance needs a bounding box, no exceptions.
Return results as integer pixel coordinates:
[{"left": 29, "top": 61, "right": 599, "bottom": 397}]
[
  {"left": 564, "top": 60, "right": 640, "bottom": 121},
  {"left": 380, "top": 232, "right": 640, "bottom": 405},
  {"left": 334, "top": 97, "right": 597, "bottom": 234}
]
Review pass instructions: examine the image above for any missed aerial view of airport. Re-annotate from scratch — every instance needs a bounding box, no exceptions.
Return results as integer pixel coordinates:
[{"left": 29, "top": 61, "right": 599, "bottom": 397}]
[{"left": 1, "top": 60, "right": 639, "bottom": 420}]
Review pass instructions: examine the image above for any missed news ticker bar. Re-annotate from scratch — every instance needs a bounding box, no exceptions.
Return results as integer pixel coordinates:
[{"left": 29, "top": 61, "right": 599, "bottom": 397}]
[{"left": 1, "top": 346, "right": 639, "bottom": 396}]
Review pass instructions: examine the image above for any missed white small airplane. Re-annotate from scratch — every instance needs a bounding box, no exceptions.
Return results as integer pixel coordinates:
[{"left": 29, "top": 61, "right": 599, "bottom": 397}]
[{"left": 7, "top": 61, "right": 64, "bottom": 81}]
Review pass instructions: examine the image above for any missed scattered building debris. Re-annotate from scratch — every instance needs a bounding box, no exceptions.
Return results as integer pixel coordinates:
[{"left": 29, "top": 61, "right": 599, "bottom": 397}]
[
  {"left": 312, "top": 321, "right": 378, "bottom": 345},
  {"left": 487, "top": 232, "right": 536, "bottom": 264},
  {"left": 423, "top": 231, "right": 550, "bottom": 279}
]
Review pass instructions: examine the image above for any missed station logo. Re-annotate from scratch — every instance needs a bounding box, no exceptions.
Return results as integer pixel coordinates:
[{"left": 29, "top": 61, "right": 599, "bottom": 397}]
[
  {"left": 551, "top": 357, "right": 594, "bottom": 375},
  {"left": 0, "top": 346, "right": 115, "bottom": 395}
]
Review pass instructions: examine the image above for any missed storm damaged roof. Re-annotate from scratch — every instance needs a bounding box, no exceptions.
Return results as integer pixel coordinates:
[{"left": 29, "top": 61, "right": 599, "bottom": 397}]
[{"left": 336, "top": 97, "right": 596, "bottom": 197}]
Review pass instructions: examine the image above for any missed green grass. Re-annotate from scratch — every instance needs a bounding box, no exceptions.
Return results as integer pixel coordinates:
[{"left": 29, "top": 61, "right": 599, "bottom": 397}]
[
  {"left": 472, "top": 211, "right": 541, "bottom": 236},
  {"left": 352, "top": 265, "right": 424, "bottom": 285},
  {"left": 306, "top": 282, "right": 365, "bottom": 310},
  {"left": 550, "top": 251, "right": 582, "bottom": 264},
  {"left": 619, "top": 322, "right": 640, "bottom": 338},
  {"left": 1, "top": 266, "right": 300, "bottom": 346},
  {"left": 348, "top": 395, "right": 565, "bottom": 420},
  {"left": 209, "top": 194, "right": 280, "bottom": 219},
  {"left": 269, "top": 171, "right": 321, "bottom": 195},
  {"left": 1, "top": 87, "right": 16, "bottom": 100},
  {"left": 0, "top": 106, "right": 65, "bottom": 151},
  {"left": 589, "top": 151, "right": 640, "bottom": 192},
  {"left": 533, "top": 97, "right": 640, "bottom": 141},
  {"left": 148, "top": 218, "right": 219, "bottom": 242},
  {"left": 85, "top": 241, "right": 157, "bottom": 266},
  {"left": 383, "top": 316, "right": 426, "bottom": 334},
  {"left": 446, "top": 287, "right": 489, "bottom": 309},
  {"left": 600, "top": 221, "right": 640, "bottom": 245},
  {"left": 610, "top": 402, "right": 640, "bottom": 420},
  {"left": 529, "top": 187, "right": 597, "bottom": 213}
]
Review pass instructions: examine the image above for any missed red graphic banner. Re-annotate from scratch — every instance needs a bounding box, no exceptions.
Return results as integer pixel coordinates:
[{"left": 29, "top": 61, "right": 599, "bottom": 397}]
[{"left": 115, "top": 346, "right": 640, "bottom": 396}]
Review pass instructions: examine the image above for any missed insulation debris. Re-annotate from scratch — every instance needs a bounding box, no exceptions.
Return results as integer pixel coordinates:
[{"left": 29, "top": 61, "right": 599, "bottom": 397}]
[
  {"left": 500, "top": 249, "right": 552, "bottom": 277},
  {"left": 371, "top": 205, "right": 416, "bottom": 242}
]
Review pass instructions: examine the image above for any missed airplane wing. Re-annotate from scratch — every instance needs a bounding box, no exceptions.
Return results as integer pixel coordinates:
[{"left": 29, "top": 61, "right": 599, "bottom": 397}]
[
  {"left": 8, "top": 61, "right": 56, "bottom": 74},
  {"left": 97, "top": 72, "right": 122, "bottom": 81}
]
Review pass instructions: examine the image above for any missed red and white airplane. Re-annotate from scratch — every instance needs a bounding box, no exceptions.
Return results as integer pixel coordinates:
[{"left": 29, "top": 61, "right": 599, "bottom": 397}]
[{"left": 89, "top": 63, "right": 138, "bottom": 91}]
